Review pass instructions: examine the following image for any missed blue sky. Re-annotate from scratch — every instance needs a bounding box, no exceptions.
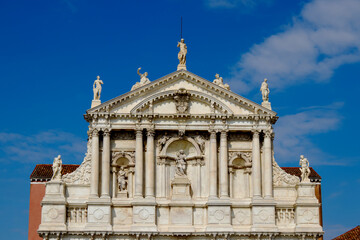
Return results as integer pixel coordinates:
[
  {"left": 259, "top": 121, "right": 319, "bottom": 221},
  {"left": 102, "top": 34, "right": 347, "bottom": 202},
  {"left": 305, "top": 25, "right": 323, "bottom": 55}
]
[{"left": 1, "top": 0, "right": 359, "bottom": 239}]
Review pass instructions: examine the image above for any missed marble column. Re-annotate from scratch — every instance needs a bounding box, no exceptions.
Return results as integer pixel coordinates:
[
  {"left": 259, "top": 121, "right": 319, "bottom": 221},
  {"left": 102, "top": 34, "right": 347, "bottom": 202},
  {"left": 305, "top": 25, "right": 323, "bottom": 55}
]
[
  {"left": 101, "top": 129, "right": 111, "bottom": 198},
  {"left": 220, "top": 130, "right": 229, "bottom": 198},
  {"left": 90, "top": 129, "right": 99, "bottom": 197},
  {"left": 252, "top": 129, "right": 261, "bottom": 199},
  {"left": 209, "top": 130, "right": 218, "bottom": 198},
  {"left": 264, "top": 129, "right": 273, "bottom": 198},
  {"left": 229, "top": 167, "right": 234, "bottom": 198},
  {"left": 196, "top": 160, "right": 201, "bottom": 198},
  {"left": 145, "top": 129, "right": 155, "bottom": 198},
  {"left": 112, "top": 167, "right": 117, "bottom": 198},
  {"left": 128, "top": 168, "right": 134, "bottom": 198},
  {"left": 134, "top": 129, "right": 144, "bottom": 198}
]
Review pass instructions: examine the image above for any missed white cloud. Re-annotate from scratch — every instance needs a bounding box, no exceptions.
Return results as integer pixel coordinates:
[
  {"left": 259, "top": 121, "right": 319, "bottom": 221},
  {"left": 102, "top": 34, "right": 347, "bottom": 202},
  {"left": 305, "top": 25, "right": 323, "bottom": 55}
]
[
  {"left": 0, "top": 130, "right": 86, "bottom": 163},
  {"left": 229, "top": 0, "right": 360, "bottom": 92},
  {"left": 274, "top": 102, "right": 343, "bottom": 165}
]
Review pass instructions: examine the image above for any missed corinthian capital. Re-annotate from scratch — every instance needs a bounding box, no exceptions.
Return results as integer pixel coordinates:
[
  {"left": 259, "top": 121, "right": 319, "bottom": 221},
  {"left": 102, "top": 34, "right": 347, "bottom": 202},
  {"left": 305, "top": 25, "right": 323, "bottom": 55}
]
[
  {"left": 147, "top": 128, "right": 155, "bottom": 137},
  {"left": 92, "top": 128, "right": 99, "bottom": 137},
  {"left": 103, "top": 128, "right": 111, "bottom": 137}
]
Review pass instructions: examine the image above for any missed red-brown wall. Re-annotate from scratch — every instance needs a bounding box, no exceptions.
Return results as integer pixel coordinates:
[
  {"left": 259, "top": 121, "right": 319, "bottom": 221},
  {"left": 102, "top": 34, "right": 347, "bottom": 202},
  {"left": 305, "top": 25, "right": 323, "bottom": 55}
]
[{"left": 28, "top": 182, "right": 45, "bottom": 240}]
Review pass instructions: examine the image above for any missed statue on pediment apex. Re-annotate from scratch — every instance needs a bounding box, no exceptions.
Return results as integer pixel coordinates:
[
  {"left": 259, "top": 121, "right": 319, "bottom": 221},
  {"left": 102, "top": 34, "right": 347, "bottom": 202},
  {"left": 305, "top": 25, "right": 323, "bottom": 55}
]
[
  {"left": 51, "top": 155, "right": 62, "bottom": 181},
  {"left": 93, "top": 76, "right": 103, "bottom": 100},
  {"left": 299, "top": 155, "right": 311, "bottom": 183},
  {"left": 177, "top": 38, "right": 187, "bottom": 65}
]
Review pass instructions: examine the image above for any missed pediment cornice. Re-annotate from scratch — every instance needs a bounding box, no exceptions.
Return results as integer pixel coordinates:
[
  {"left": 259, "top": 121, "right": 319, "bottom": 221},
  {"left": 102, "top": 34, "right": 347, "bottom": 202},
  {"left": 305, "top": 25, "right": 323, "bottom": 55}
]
[{"left": 85, "top": 70, "right": 277, "bottom": 122}]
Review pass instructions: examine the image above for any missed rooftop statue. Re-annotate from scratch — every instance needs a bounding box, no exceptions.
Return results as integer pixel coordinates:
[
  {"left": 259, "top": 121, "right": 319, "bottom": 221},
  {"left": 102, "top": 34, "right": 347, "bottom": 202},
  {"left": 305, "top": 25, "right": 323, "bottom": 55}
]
[
  {"left": 299, "top": 155, "right": 311, "bottom": 183},
  {"left": 260, "top": 78, "right": 270, "bottom": 102},
  {"left": 51, "top": 155, "right": 62, "bottom": 181},
  {"left": 213, "top": 73, "right": 230, "bottom": 90},
  {"left": 93, "top": 76, "right": 103, "bottom": 101},
  {"left": 177, "top": 38, "right": 187, "bottom": 70},
  {"left": 131, "top": 67, "right": 151, "bottom": 91}
]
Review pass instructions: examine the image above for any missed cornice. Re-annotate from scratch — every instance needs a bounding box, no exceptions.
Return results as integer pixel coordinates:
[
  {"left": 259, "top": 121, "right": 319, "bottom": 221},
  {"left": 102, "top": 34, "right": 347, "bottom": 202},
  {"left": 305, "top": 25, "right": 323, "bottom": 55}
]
[{"left": 85, "top": 70, "right": 277, "bottom": 118}]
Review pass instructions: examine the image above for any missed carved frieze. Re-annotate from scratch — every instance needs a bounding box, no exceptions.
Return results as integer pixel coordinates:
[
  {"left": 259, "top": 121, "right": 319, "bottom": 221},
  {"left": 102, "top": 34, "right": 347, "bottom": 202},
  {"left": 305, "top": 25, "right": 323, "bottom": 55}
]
[
  {"left": 111, "top": 131, "right": 135, "bottom": 140},
  {"left": 228, "top": 132, "right": 252, "bottom": 141}
]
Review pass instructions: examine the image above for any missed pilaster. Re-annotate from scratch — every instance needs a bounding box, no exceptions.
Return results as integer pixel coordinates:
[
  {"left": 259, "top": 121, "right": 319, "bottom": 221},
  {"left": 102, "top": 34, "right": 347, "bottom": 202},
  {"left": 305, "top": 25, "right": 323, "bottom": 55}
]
[{"left": 90, "top": 129, "right": 99, "bottom": 198}]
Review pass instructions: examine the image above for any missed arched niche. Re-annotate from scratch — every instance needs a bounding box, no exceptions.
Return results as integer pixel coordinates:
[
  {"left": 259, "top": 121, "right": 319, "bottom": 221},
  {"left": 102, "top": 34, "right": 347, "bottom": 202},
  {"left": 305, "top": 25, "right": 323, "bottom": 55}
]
[
  {"left": 161, "top": 137, "right": 201, "bottom": 157},
  {"left": 230, "top": 156, "right": 251, "bottom": 199}
]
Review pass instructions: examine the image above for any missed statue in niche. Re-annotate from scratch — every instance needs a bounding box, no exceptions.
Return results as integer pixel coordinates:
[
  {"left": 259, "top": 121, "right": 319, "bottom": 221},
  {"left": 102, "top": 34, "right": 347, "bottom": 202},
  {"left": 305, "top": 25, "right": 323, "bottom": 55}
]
[
  {"left": 195, "top": 135, "right": 205, "bottom": 154},
  {"left": 175, "top": 150, "right": 187, "bottom": 176},
  {"left": 51, "top": 155, "right": 62, "bottom": 181},
  {"left": 260, "top": 78, "right": 270, "bottom": 102},
  {"left": 157, "top": 132, "right": 170, "bottom": 151},
  {"left": 93, "top": 76, "right": 103, "bottom": 100},
  {"left": 299, "top": 155, "right": 311, "bottom": 183},
  {"left": 213, "top": 73, "right": 230, "bottom": 90},
  {"left": 177, "top": 38, "right": 187, "bottom": 65},
  {"left": 131, "top": 68, "right": 151, "bottom": 91},
  {"left": 117, "top": 167, "right": 127, "bottom": 191}
]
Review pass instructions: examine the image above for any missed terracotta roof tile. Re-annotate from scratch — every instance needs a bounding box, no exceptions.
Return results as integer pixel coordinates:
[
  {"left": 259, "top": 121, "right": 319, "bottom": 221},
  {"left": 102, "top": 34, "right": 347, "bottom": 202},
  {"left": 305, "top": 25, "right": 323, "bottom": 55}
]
[
  {"left": 30, "top": 164, "right": 79, "bottom": 182},
  {"left": 333, "top": 225, "right": 360, "bottom": 240},
  {"left": 281, "top": 167, "right": 321, "bottom": 180}
]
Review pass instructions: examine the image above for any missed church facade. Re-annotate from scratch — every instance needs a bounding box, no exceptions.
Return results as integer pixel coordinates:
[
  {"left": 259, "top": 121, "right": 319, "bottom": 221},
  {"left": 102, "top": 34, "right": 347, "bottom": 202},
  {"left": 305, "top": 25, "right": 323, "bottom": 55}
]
[{"left": 31, "top": 39, "right": 323, "bottom": 240}]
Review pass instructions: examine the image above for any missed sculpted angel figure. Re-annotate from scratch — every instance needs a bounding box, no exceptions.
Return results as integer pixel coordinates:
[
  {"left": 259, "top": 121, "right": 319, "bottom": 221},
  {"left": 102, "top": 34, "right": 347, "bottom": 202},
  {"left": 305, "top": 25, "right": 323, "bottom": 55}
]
[
  {"left": 177, "top": 38, "right": 187, "bottom": 65},
  {"left": 93, "top": 76, "right": 103, "bottom": 100},
  {"left": 299, "top": 155, "right": 311, "bottom": 182},
  {"left": 175, "top": 150, "right": 187, "bottom": 176},
  {"left": 195, "top": 135, "right": 205, "bottom": 153},
  {"left": 157, "top": 132, "right": 170, "bottom": 151},
  {"left": 260, "top": 78, "right": 270, "bottom": 102},
  {"left": 51, "top": 155, "right": 62, "bottom": 181},
  {"left": 117, "top": 167, "right": 127, "bottom": 191}
]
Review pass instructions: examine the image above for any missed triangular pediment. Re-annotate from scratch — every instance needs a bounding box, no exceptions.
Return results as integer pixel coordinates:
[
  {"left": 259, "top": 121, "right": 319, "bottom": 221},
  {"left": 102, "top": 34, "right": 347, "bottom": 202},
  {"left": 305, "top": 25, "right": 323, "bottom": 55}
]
[{"left": 86, "top": 70, "right": 276, "bottom": 119}]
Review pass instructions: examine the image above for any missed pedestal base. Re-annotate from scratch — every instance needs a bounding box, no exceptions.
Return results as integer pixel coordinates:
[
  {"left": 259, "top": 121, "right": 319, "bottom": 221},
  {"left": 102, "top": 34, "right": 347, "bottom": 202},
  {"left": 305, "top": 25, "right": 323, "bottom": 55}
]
[
  {"left": 171, "top": 175, "right": 191, "bottom": 201},
  {"left": 91, "top": 99, "right": 101, "bottom": 108},
  {"left": 117, "top": 191, "right": 128, "bottom": 199},
  {"left": 177, "top": 64, "right": 187, "bottom": 71},
  {"left": 261, "top": 101, "right": 272, "bottom": 110}
]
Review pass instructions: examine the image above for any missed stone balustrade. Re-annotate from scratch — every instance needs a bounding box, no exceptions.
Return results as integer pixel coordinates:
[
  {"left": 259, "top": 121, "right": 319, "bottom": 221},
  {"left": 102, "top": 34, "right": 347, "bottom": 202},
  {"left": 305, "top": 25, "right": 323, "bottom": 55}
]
[
  {"left": 66, "top": 207, "right": 87, "bottom": 224},
  {"left": 276, "top": 207, "right": 295, "bottom": 225}
]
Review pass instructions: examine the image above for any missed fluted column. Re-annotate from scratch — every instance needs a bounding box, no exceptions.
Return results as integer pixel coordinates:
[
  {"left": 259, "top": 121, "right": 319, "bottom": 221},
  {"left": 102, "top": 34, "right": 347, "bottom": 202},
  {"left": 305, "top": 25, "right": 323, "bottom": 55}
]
[
  {"left": 90, "top": 129, "right": 99, "bottom": 197},
  {"left": 209, "top": 130, "right": 218, "bottom": 198},
  {"left": 101, "top": 129, "right": 111, "bottom": 198},
  {"left": 145, "top": 129, "right": 155, "bottom": 198},
  {"left": 220, "top": 130, "right": 229, "bottom": 198},
  {"left": 252, "top": 129, "right": 261, "bottom": 199},
  {"left": 134, "top": 129, "right": 144, "bottom": 198},
  {"left": 264, "top": 129, "right": 273, "bottom": 198}
]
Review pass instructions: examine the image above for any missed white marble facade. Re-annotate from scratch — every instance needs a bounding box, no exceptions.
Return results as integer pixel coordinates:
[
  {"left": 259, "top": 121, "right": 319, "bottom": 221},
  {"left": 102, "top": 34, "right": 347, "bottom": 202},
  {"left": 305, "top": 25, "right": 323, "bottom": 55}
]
[{"left": 38, "top": 69, "right": 323, "bottom": 240}]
